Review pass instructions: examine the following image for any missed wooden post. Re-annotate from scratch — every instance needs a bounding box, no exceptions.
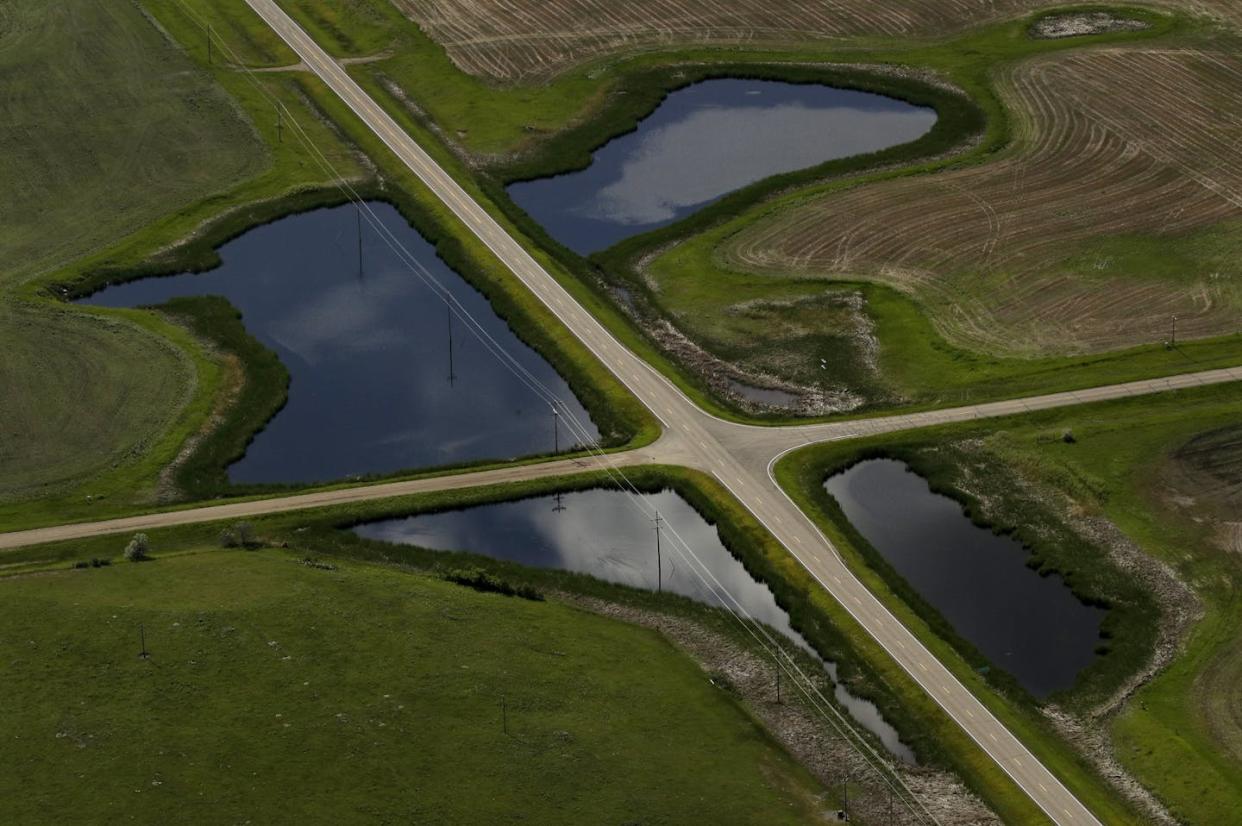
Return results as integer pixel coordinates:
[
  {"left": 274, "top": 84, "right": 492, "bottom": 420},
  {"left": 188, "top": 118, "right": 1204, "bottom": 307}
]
[{"left": 654, "top": 511, "right": 663, "bottom": 593}]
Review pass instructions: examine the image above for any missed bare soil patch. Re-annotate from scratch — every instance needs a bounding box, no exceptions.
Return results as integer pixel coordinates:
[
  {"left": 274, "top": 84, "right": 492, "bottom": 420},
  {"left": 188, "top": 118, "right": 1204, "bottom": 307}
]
[
  {"left": 395, "top": 0, "right": 1242, "bottom": 81},
  {"left": 1166, "top": 423, "right": 1242, "bottom": 517},
  {"left": 1030, "top": 12, "right": 1150, "bottom": 39}
]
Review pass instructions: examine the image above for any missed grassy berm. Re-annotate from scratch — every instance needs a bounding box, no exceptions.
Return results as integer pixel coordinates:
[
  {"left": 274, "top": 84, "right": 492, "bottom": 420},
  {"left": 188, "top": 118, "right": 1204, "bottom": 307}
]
[{"left": 0, "top": 550, "right": 828, "bottom": 824}]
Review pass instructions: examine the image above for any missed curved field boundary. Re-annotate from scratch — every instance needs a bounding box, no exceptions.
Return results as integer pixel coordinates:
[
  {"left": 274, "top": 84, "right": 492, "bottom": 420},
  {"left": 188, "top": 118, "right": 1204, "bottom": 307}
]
[
  {"left": 394, "top": 0, "right": 1242, "bottom": 81},
  {"left": 726, "top": 46, "right": 1242, "bottom": 355}
]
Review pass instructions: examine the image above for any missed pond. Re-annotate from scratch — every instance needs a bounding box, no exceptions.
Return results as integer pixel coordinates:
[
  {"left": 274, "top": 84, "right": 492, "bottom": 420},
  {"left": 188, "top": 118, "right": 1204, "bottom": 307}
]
[
  {"left": 353, "top": 487, "right": 917, "bottom": 763},
  {"left": 81, "top": 202, "right": 598, "bottom": 484},
  {"left": 728, "top": 378, "right": 800, "bottom": 409},
  {"left": 506, "top": 78, "right": 937, "bottom": 254},
  {"left": 824, "top": 459, "right": 1106, "bottom": 698}
]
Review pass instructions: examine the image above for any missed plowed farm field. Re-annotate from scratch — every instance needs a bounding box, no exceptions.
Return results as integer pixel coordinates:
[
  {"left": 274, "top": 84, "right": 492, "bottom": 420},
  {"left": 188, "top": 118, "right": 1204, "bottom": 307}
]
[
  {"left": 395, "top": 0, "right": 1242, "bottom": 81},
  {"left": 726, "top": 47, "right": 1242, "bottom": 355}
]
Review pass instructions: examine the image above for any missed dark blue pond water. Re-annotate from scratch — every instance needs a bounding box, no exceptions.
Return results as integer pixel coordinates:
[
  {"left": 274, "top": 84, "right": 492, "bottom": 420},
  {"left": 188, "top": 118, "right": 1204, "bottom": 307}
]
[
  {"left": 825, "top": 459, "right": 1106, "bottom": 698},
  {"left": 507, "top": 79, "right": 937, "bottom": 254},
  {"left": 81, "top": 203, "right": 598, "bottom": 484},
  {"left": 354, "top": 487, "right": 916, "bottom": 763}
]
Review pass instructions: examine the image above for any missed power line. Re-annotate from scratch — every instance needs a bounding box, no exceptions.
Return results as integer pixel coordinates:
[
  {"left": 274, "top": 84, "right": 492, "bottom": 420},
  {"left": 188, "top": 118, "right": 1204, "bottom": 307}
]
[
  {"left": 164, "top": 6, "right": 936, "bottom": 819},
  {"left": 178, "top": 3, "right": 933, "bottom": 811}
]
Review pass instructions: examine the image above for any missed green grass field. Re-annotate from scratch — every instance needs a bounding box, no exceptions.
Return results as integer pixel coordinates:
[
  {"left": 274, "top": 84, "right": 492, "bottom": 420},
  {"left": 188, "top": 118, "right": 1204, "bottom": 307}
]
[
  {"left": 0, "top": 0, "right": 265, "bottom": 506},
  {"left": 0, "top": 549, "right": 830, "bottom": 823},
  {"left": 0, "top": 0, "right": 377, "bottom": 522},
  {"left": 778, "top": 382, "right": 1242, "bottom": 824},
  {"left": 0, "top": 464, "right": 1047, "bottom": 823},
  {"left": 0, "top": 1, "right": 268, "bottom": 288}
]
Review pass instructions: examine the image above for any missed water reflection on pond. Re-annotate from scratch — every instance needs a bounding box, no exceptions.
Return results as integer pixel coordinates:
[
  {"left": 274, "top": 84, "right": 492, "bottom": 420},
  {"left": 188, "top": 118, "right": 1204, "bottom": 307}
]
[
  {"left": 507, "top": 78, "right": 937, "bottom": 253},
  {"left": 825, "top": 459, "right": 1105, "bottom": 697},
  {"left": 353, "top": 487, "right": 916, "bottom": 763},
  {"left": 81, "top": 203, "right": 598, "bottom": 484}
]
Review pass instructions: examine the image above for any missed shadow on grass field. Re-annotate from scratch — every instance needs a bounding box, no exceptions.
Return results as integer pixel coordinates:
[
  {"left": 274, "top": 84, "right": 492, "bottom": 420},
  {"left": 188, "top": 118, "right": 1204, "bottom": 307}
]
[{"left": 0, "top": 549, "right": 830, "bottom": 823}]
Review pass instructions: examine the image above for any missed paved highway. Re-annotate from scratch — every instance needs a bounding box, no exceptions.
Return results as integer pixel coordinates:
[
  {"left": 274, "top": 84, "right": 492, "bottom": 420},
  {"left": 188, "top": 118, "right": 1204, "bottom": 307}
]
[
  {"left": 0, "top": 449, "right": 662, "bottom": 551},
  {"left": 240, "top": 5, "right": 1242, "bottom": 819},
  {"left": 16, "top": 1, "right": 1242, "bottom": 820}
]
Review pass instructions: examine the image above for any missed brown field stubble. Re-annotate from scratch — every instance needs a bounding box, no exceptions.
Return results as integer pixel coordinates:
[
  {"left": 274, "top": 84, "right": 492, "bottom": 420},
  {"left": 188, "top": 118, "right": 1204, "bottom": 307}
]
[
  {"left": 727, "top": 47, "right": 1242, "bottom": 354},
  {"left": 395, "top": 0, "right": 1242, "bottom": 80}
]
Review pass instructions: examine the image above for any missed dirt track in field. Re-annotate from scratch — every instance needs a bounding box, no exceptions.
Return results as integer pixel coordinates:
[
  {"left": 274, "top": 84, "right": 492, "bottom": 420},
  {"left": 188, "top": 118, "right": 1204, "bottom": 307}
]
[
  {"left": 1166, "top": 423, "right": 1242, "bottom": 554},
  {"left": 726, "top": 47, "right": 1242, "bottom": 355},
  {"left": 394, "top": 0, "right": 1242, "bottom": 81},
  {"left": 1160, "top": 424, "right": 1242, "bottom": 762}
]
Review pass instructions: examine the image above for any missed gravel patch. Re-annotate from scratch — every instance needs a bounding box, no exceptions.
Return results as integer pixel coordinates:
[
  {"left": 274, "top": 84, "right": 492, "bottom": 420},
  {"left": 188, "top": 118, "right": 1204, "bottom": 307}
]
[{"left": 1030, "top": 13, "right": 1149, "bottom": 40}]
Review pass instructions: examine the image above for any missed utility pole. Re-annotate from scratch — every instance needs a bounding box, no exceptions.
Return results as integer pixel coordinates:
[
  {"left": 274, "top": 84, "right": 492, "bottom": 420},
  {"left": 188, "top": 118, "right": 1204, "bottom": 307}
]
[
  {"left": 1171, "top": 314, "right": 1177, "bottom": 347},
  {"left": 552, "top": 491, "right": 566, "bottom": 513},
  {"left": 551, "top": 403, "right": 560, "bottom": 454},
  {"left": 138, "top": 624, "right": 149, "bottom": 659},
  {"left": 207, "top": 24, "right": 213, "bottom": 65},
  {"left": 653, "top": 511, "right": 663, "bottom": 593},
  {"left": 842, "top": 775, "right": 850, "bottom": 821},
  {"left": 501, "top": 694, "right": 508, "bottom": 736}
]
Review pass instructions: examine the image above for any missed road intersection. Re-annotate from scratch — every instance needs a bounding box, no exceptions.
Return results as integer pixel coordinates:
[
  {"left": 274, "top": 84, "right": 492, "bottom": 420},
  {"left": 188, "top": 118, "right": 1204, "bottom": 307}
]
[{"left": 10, "top": 2, "right": 1242, "bottom": 821}]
